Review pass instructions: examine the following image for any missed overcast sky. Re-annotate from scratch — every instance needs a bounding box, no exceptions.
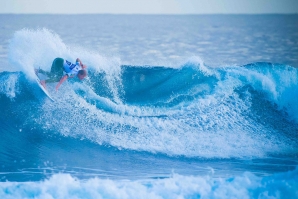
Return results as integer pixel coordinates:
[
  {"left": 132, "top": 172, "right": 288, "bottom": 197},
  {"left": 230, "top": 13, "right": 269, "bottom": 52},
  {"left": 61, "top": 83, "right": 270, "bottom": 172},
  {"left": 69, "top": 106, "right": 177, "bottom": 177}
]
[{"left": 1, "top": 0, "right": 298, "bottom": 14}]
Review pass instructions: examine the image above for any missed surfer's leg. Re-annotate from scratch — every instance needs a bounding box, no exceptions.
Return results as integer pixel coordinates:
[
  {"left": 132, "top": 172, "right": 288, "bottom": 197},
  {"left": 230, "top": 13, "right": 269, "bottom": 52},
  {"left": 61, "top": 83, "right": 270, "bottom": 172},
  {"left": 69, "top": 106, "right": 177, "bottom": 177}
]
[
  {"left": 45, "top": 76, "right": 62, "bottom": 83},
  {"left": 38, "top": 69, "right": 51, "bottom": 76},
  {"left": 35, "top": 58, "right": 64, "bottom": 77},
  {"left": 50, "top": 58, "right": 64, "bottom": 75},
  {"left": 45, "top": 58, "right": 64, "bottom": 83}
]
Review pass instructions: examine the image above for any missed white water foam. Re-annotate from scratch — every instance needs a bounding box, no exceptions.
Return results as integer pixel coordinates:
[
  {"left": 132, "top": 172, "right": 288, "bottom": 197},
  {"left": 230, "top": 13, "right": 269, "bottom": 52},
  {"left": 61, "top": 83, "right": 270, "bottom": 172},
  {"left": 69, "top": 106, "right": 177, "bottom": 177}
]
[
  {"left": 0, "top": 168, "right": 297, "bottom": 199},
  {"left": 0, "top": 73, "right": 19, "bottom": 99},
  {"left": 225, "top": 64, "right": 298, "bottom": 123},
  {"left": 32, "top": 65, "right": 295, "bottom": 159}
]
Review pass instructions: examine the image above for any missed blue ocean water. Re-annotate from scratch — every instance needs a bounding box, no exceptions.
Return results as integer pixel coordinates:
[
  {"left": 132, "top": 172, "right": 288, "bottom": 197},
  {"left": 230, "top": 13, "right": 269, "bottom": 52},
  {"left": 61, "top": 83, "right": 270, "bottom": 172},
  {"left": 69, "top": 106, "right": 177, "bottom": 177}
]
[{"left": 0, "top": 14, "right": 298, "bottom": 198}]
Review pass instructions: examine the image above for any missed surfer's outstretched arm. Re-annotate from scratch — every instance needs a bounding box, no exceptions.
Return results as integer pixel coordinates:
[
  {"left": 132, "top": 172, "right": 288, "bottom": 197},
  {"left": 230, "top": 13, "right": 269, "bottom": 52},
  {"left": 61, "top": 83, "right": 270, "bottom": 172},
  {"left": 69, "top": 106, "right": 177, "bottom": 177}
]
[
  {"left": 55, "top": 75, "right": 68, "bottom": 91},
  {"left": 76, "top": 58, "right": 83, "bottom": 67},
  {"left": 76, "top": 58, "right": 87, "bottom": 69}
]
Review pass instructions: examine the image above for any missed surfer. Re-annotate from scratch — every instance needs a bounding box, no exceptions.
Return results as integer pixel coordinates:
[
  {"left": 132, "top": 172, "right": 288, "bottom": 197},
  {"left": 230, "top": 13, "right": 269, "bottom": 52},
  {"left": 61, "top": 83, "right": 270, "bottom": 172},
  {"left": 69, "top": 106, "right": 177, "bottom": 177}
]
[{"left": 36, "top": 57, "right": 87, "bottom": 91}]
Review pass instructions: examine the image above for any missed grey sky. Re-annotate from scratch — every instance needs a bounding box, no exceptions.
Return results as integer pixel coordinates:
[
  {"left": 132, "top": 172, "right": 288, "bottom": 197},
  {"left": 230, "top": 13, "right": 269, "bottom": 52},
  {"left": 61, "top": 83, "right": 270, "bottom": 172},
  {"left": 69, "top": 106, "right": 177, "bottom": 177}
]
[{"left": 1, "top": 0, "right": 298, "bottom": 14}]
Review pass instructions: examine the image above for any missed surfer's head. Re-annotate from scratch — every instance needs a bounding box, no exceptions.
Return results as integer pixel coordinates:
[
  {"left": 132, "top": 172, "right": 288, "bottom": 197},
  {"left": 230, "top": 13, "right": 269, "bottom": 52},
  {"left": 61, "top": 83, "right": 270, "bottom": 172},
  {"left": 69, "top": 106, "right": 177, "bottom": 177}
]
[{"left": 77, "top": 69, "right": 87, "bottom": 80}]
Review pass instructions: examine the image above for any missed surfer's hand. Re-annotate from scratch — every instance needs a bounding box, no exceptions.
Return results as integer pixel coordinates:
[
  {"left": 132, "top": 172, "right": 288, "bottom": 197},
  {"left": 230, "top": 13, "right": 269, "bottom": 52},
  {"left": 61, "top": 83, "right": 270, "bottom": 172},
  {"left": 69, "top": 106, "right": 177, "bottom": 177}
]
[
  {"left": 55, "top": 83, "right": 61, "bottom": 91},
  {"left": 55, "top": 75, "right": 68, "bottom": 91}
]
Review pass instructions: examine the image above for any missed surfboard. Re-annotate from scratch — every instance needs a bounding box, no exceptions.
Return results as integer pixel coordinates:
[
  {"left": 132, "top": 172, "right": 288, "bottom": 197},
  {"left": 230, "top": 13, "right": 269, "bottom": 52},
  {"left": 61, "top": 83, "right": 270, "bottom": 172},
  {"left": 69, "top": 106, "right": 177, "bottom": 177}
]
[{"left": 34, "top": 74, "right": 55, "bottom": 102}]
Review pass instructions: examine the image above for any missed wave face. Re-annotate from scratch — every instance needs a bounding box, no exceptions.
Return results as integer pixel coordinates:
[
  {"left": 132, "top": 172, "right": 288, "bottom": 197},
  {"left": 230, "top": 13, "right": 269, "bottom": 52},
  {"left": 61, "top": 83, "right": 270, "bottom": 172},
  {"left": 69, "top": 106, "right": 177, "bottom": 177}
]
[
  {"left": 1, "top": 62, "right": 298, "bottom": 159},
  {"left": 1, "top": 29, "right": 298, "bottom": 161}
]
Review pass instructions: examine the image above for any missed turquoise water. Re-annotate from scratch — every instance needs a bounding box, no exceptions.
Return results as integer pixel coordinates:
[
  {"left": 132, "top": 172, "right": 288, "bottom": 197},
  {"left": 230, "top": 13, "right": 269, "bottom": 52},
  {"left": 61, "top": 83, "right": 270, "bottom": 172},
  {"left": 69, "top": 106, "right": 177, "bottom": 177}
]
[{"left": 0, "top": 15, "right": 298, "bottom": 198}]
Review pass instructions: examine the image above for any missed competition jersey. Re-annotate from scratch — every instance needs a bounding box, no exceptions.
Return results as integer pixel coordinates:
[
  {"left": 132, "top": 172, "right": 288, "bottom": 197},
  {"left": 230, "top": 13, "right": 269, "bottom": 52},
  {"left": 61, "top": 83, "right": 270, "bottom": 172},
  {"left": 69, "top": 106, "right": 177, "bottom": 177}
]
[{"left": 63, "top": 60, "right": 82, "bottom": 77}]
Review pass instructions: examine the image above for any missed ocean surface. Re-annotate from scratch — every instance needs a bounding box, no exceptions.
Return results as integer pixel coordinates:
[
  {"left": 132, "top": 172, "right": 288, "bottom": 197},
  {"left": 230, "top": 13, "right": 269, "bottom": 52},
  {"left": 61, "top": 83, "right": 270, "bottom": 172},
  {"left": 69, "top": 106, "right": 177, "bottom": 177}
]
[{"left": 0, "top": 14, "right": 298, "bottom": 198}]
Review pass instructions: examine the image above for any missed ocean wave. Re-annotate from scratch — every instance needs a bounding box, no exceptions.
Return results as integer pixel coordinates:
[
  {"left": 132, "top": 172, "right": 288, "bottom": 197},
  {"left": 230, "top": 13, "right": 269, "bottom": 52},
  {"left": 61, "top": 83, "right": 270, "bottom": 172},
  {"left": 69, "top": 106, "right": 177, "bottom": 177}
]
[
  {"left": 1, "top": 28, "right": 298, "bottom": 159},
  {"left": 1, "top": 61, "right": 298, "bottom": 159}
]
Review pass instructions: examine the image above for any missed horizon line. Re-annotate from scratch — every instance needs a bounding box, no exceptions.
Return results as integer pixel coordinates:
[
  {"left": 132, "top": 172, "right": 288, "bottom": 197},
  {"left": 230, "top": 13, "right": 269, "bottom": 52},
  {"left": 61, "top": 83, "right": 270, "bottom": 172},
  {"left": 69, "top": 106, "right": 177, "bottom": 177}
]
[{"left": 0, "top": 12, "right": 297, "bottom": 15}]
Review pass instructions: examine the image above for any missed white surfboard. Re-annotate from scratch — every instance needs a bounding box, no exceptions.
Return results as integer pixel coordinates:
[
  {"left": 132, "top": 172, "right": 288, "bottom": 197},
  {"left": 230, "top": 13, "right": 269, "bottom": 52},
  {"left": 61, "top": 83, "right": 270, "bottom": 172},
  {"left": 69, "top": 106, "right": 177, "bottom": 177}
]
[{"left": 34, "top": 74, "right": 55, "bottom": 102}]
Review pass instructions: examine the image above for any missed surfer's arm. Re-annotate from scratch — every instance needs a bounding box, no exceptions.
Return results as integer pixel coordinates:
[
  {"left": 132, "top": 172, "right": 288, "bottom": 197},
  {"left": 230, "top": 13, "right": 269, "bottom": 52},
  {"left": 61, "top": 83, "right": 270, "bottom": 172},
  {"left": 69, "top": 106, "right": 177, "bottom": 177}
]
[
  {"left": 76, "top": 58, "right": 87, "bottom": 69},
  {"left": 76, "top": 58, "right": 83, "bottom": 67},
  {"left": 55, "top": 75, "right": 68, "bottom": 91}
]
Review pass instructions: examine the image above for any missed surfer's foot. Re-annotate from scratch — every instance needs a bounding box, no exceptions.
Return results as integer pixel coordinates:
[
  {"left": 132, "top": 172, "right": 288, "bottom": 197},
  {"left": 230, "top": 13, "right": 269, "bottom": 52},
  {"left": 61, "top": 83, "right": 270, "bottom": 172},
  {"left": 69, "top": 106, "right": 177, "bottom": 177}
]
[{"left": 40, "top": 80, "right": 46, "bottom": 89}]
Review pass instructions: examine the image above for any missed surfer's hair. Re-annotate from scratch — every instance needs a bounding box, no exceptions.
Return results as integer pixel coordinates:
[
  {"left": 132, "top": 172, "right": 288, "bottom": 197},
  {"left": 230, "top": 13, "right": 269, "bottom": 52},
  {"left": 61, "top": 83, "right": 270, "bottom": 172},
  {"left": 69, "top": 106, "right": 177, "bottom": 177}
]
[{"left": 78, "top": 69, "right": 87, "bottom": 76}]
